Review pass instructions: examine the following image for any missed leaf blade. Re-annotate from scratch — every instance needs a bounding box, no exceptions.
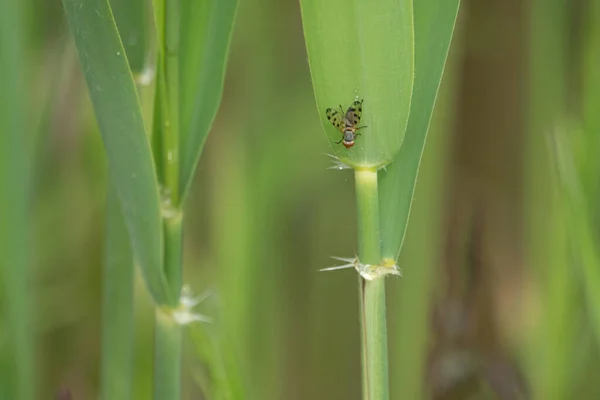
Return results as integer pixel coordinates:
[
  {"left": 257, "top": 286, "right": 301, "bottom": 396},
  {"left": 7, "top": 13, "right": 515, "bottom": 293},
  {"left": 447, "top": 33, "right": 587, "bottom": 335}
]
[
  {"left": 300, "top": 0, "right": 414, "bottom": 167},
  {"left": 100, "top": 188, "right": 135, "bottom": 400},
  {"left": 61, "top": 0, "right": 174, "bottom": 305},
  {"left": 379, "top": 0, "right": 461, "bottom": 261},
  {"left": 110, "top": 0, "right": 148, "bottom": 73},
  {"left": 179, "top": 0, "right": 239, "bottom": 201}
]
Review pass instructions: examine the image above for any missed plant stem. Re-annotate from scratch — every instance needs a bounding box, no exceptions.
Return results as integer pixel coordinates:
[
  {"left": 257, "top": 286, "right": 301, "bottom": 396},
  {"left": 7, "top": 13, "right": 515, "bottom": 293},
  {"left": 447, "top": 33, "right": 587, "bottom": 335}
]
[
  {"left": 163, "top": 212, "right": 183, "bottom": 296},
  {"left": 157, "top": 0, "right": 182, "bottom": 292},
  {"left": 355, "top": 169, "right": 381, "bottom": 264},
  {"left": 161, "top": 0, "right": 180, "bottom": 206},
  {"left": 154, "top": 1, "right": 183, "bottom": 398},
  {"left": 154, "top": 213, "right": 183, "bottom": 400},
  {"left": 154, "top": 308, "right": 182, "bottom": 400},
  {"left": 101, "top": 188, "right": 135, "bottom": 400},
  {"left": 354, "top": 168, "right": 389, "bottom": 400}
]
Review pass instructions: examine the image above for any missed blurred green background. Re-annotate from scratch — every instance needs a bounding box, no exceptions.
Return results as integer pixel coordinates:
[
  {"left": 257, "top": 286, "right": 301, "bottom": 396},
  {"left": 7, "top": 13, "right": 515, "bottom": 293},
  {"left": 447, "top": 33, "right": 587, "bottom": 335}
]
[{"left": 2, "top": 0, "right": 600, "bottom": 398}]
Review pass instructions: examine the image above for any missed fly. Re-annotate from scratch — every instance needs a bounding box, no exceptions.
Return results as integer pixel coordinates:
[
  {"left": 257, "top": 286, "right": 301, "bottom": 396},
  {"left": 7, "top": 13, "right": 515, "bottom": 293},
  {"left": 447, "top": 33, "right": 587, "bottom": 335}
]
[{"left": 325, "top": 99, "right": 366, "bottom": 148}]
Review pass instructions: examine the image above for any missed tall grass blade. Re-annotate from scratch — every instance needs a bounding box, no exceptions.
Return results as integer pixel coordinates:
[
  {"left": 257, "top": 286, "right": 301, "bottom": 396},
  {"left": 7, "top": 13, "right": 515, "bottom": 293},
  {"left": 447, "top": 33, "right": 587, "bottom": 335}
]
[
  {"left": 61, "top": 0, "right": 174, "bottom": 306},
  {"left": 100, "top": 188, "right": 135, "bottom": 400},
  {"left": 179, "top": 0, "right": 239, "bottom": 200},
  {"left": 379, "top": 0, "right": 460, "bottom": 262},
  {"left": 0, "top": 0, "right": 34, "bottom": 398},
  {"left": 110, "top": 0, "right": 148, "bottom": 72},
  {"left": 99, "top": 3, "right": 148, "bottom": 398}
]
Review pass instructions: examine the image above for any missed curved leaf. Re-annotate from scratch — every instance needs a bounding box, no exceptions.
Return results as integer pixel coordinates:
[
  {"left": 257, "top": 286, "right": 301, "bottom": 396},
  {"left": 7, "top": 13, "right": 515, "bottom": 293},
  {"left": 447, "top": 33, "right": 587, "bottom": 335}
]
[
  {"left": 379, "top": 0, "right": 460, "bottom": 261},
  {"left": 62, "top": 0, "right": 175, "bottom": 306},
  {"left": 300, "top": 0, "right": 414, "bottom": 168}
]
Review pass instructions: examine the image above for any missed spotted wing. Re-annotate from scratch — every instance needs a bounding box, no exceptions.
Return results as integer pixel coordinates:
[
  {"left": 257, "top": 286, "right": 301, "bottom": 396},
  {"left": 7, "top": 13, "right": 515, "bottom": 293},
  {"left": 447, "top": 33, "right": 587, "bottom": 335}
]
[
  {"left": 344, "top": 99, "right": 363, "bottom": 128},
  {"left": 326, "top": 108, "right": 345, "bottom": 132}
]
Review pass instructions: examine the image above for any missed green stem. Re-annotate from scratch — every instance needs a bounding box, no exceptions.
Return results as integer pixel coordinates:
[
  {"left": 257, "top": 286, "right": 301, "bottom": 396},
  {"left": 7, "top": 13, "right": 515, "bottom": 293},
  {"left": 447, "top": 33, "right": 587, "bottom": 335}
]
[
  {"left": 355, "top": 169, "right": 381, "bottom": 264},
  {"left": 154, "top": 1, "right": 183, "bottom": 398},
  {"left": 355, "top": 168, "right": 389, "bottom": 400},
  {"left": 154, "top": 214, "right": 183, "bottom": 400},
  {"left": 164, "top": 213, "right": 183, "bottom": 296},
  {"left": 154, "top": 309, "right": 182, "bottom": 400},
  {"left": 100, "top": 188, "right": 134, "bottom": 400},
  {"left": 161, "top": 0, "right": 180, "bottom": 206}
]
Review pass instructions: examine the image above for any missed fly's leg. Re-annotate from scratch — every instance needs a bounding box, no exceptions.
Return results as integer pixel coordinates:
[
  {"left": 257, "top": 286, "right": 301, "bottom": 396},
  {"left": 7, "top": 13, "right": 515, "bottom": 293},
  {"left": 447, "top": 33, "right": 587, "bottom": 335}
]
[{"left": 355, "top": 126, "right": 367, "bottom": 137}]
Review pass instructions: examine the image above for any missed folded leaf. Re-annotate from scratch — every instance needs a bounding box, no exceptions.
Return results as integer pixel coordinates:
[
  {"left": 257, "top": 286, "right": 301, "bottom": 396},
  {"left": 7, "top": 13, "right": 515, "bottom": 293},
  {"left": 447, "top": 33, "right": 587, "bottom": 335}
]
[{"left": 62, "top": 0, "right": 175, "bottom": 305}]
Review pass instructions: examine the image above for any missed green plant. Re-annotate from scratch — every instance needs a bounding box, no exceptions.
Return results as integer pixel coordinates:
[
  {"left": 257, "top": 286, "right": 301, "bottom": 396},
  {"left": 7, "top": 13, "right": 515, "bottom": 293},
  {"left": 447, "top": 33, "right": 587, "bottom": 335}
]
[
  {"left": 61, "top": 0, "right": 238, "bottom": 398},
  {"left": 299, "top": 0, "right": 460, "bottom": 398}
]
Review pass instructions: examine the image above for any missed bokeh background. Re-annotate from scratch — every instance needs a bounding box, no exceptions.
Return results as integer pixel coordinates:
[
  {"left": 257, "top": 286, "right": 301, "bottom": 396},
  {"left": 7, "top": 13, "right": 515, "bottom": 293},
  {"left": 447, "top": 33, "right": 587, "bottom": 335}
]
[{"left": 2, "top": 0, "right": 600, "bottom": 398}]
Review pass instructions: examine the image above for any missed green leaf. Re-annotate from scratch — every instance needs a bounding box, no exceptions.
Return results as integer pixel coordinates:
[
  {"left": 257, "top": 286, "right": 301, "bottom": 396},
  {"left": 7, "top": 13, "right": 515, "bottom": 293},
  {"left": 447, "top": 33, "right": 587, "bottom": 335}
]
[
  {"left": 0, "top": 0, "right": 34, "bottom": 398},
  {"left": 62, "top": 0, "right": 175, "bottom": 306},
  {"left": 110, "top": 0, "right": 148, "bottom": 73},
  {"left": 299, "top": 0, "right": 414, "bottom": 168},
  {"left": 379, "top": 0, "right": 460, "bottom": 261},
  {"left": 100, "top": 188, "right": 135, "bottom": 400},
  {"left": 179, "top": 0, "right": 239, "bottom": 201}
]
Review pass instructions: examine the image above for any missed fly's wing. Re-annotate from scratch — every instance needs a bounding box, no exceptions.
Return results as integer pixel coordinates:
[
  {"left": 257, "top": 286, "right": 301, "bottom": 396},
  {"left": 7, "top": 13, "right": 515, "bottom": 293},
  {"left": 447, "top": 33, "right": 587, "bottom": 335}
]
[
  {"left": 344, "top": 99, "right": 363, "bottom": 128},
  {"left": 326, "top": 108, "right": 345, "bottom": 132}
]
